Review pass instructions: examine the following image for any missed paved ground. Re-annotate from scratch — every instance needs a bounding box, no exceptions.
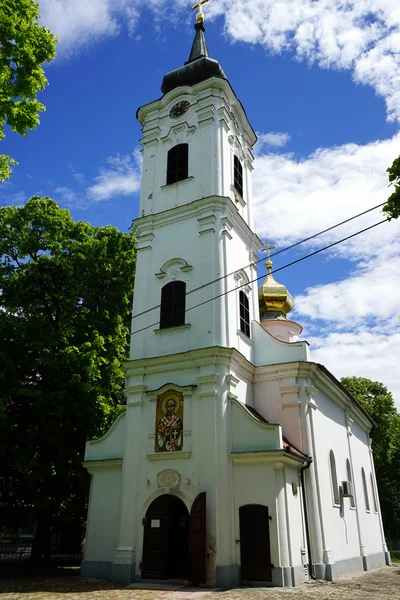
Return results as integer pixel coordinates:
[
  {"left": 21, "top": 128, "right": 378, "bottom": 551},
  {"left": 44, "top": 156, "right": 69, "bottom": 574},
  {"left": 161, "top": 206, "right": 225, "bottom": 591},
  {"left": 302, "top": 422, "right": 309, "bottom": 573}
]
[{"left": 0, "top": 566, "right": 399, "bottom": 600}]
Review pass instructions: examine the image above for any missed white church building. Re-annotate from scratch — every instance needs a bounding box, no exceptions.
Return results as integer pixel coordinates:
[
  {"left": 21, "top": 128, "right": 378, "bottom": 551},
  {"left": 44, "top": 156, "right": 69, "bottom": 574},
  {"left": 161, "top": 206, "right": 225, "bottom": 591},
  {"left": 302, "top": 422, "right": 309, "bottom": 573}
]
[{"left": 82, "top": 9, "right": 390, "bottom": 588}]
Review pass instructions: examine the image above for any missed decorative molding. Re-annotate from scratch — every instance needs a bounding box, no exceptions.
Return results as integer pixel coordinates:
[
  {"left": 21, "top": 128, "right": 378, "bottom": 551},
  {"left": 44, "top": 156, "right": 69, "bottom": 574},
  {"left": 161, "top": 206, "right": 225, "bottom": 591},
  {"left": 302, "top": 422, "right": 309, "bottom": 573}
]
[
  {"left": 226, "top": 374, "right": 240, "bottom": 388},
  {"left": 147, "top": 451, "right": 192, "bottom": 461},
  {"left": 282, "top": 402, "right": 301, "bottom": 409},
  {"left": 197, "top": 374, "right": 219, "bottom": 386},
  {"left": 198, "top": 214, "right": 217, "bottom": 235},
  {"left": 154, "top": 324, "right": 191, "bottom": 334},
  {"left": 157, "top": 469, "right": 181, "bottom": 489},
  {"left": 307, "top": 399, "right": 319, "bottom": 410},
  {"left": 232, "top": 450, "right": 304, "bottom": 466},
  {"left": 160, "top": 122, "right": 196, "bottom": 144},
  {"left": 83, "top": 459, "right": 123, "bottom": 473},
  {"left": 160, "top": 176, "right": 194, "bottom": 190},
  {"left": 155, "top": 257, "right": 193, "bottom": 279},
  {"left": 196, "top": 374, "right": 219, "bottom": 399},
  {"left": 306, "top": 385, "right": 318, "bottom": 399},
  {"left": 280, "top": 385, "right": 300, "bottom": 397},
  {"left": 147, "top": 384, "right": 196, "bottom": 402}
]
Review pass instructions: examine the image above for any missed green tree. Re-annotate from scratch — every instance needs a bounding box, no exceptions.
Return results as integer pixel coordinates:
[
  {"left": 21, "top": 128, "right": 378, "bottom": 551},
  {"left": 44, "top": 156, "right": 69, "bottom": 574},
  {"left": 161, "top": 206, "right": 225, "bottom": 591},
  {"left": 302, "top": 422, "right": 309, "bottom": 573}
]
[
  {"left": 0, "top": 197, "right": 136, "bottom": 559},
  {"left": 341, "top": 377, "right": 400, "bottom": 540},
  {"left": 0, "top": 0, "right": 57, "bottom": 180},
  {"left": 383, "top": 156, "right": 400, "bottom": 220}
]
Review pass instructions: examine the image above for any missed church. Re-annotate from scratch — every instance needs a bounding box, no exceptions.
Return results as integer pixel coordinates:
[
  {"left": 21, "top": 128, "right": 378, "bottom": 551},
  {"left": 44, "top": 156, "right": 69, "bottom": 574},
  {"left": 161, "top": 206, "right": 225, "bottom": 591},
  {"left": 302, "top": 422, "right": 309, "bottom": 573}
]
[{"left": 81, "top": 5, "right": 390, "bottom": 588}]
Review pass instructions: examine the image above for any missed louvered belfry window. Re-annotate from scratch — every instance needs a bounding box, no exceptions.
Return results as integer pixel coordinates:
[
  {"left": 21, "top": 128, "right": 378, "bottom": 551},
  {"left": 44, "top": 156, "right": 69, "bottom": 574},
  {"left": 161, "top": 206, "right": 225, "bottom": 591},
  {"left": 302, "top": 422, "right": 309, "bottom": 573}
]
[
  {"left": 160, "top": 281, "right": 186, "bottom": 329},
  {"left": 239, "top": 291, "right": 250, "bottom": 338},
  {"left": 166, "top": 144, "right": 189, "bottom": 185},
  {"left": 234, "top": 155, "right": 243, "bottom": 198}
]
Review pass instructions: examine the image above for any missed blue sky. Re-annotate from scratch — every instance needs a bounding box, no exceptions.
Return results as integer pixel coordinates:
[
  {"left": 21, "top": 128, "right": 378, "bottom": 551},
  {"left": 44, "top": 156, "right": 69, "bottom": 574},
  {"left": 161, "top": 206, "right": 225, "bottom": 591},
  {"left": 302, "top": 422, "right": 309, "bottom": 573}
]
[{"left": 2, "top": 1, "right": 400, "bottom": 406}]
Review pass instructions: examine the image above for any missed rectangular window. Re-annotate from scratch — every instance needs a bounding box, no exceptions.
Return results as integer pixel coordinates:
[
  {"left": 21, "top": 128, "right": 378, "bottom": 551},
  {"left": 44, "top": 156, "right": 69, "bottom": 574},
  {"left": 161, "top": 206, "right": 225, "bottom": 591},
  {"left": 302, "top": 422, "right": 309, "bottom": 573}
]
[
  {"left": 234, "top": 155, "right": 243, "bottom": 198},
  {"left": 167, "top": 144, "right": 189, "bottom": 185},
  {"left": 239, "top": 291, "right": 250, "bottom": 338}
]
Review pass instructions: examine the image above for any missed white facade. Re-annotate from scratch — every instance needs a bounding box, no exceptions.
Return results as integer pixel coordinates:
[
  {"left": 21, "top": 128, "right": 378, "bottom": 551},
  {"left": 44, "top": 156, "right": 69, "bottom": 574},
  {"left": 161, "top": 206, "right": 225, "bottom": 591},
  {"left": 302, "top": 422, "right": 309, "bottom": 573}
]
[{"left": 82, "top": 32, "right": 390, "bottom": 587}]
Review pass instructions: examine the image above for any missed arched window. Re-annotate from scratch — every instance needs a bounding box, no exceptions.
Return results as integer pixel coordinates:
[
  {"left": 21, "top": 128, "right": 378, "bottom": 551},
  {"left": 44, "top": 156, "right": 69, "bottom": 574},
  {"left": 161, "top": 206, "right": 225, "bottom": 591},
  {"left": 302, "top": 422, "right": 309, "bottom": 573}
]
[
  {"left": 330, "top": 450, "right": 340, "bottom": 505},
  {"left": 234, "top": 155, "right": 243, "bottom": 198},
  {"left": 167, "top": 144, "right": 189, "bottom": 185},
  {"left": 239, "top": 291, "right": 250, "bottom": 338},
  {"left": 160, "top": 281, "right": 186, "bottom": 329},
  {"left": 346, "top": 459, "right": 355, "bottom": 507},
  {"left": 361, "top": 468, "right": 370, "bottom": 512},
  {"left": 370, "top": 472, "right": 378, "bottom": 512}
]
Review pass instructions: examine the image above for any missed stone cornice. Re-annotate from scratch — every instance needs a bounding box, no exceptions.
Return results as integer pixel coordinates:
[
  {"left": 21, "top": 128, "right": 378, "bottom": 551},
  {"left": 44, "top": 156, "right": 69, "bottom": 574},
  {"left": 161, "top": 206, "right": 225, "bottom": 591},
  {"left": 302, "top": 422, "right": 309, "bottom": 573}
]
[
  {"left": 131, "top": 195, "right": 262, "bottom": 253},
  {"left": 83, "top": 458, "right": 123, "bottom": 473},
  {"left": 124, "top": 346, "right": 255, "bottom": 381},
  {"left": 137, "top": 77, "right": 257, "bottom": 147},
  {"left": 231, "top": 450, "right": 305, "bottom": 467}
]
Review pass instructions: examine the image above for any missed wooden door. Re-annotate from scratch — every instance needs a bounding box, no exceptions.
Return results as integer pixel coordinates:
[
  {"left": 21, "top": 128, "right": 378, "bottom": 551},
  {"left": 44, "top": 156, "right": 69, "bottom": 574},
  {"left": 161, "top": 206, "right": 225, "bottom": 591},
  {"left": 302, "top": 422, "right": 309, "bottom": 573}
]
[
  {"left": 142, "top": 495, "right": 169, "bottom": 579},
  {"left": 188, "top": 492, "right": 206, "bottom": 585},
  {"left": 239, "top": 504, "right": 272, "bottom": 582}
]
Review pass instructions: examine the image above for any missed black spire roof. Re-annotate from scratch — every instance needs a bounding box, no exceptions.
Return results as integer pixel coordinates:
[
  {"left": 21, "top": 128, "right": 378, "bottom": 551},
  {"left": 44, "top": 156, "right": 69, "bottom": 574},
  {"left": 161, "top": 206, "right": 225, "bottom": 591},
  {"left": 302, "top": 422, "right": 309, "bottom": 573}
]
[{"left": 161, "top": 22, "right": 227, "bottom": 95}]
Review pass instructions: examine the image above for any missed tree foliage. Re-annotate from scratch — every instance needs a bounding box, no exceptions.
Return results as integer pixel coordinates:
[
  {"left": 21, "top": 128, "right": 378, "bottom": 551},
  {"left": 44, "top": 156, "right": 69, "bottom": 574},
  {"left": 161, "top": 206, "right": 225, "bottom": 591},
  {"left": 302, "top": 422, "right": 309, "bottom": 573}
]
[
  {"left": 0, "top": 197, "right": 136, "bottom": 557},
  {"left": 0, "top": 0, "right": 57, "bottom": 180},
  {"left": 383, "top": 155, "right": 400, "bottom": 220},
  {"left": 341, "top": 377, "right": 400, "bottom": 540}
]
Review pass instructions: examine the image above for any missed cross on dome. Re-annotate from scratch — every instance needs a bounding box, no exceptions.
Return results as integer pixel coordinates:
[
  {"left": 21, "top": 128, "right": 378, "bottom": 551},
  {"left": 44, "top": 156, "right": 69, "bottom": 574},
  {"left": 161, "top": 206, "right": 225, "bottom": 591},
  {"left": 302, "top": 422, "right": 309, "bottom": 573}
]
[
  {"left": 192, "top": 0, "right": 209, "bottom": 23},
  {"left": 261, "top": 241, "right": 275, "bottom": 274}
]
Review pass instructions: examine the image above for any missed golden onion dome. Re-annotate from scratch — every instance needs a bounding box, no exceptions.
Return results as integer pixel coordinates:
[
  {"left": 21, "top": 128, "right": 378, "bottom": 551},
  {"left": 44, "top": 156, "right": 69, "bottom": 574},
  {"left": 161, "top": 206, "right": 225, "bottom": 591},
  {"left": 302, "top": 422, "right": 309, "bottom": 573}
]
[{"left": 258, "top": 252, "right": 294, "bottom": 318}]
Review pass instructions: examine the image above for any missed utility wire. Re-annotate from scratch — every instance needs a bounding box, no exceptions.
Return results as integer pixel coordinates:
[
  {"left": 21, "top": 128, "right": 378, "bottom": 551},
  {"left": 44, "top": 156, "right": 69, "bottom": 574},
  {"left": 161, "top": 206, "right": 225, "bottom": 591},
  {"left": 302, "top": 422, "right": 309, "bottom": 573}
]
[
  {"left": 131, "top": 200, "right": 387, "bottom": 324},
  {"left": 131, "top": 217, "right": 388, "bottom": 337}
]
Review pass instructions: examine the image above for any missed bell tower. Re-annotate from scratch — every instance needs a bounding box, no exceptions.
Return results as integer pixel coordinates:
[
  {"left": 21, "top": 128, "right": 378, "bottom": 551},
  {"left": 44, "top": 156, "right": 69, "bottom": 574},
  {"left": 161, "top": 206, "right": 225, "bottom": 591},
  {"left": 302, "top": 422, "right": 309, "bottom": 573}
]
[{"left": 131, "top": 11, "right": 261, "bottom": 362}]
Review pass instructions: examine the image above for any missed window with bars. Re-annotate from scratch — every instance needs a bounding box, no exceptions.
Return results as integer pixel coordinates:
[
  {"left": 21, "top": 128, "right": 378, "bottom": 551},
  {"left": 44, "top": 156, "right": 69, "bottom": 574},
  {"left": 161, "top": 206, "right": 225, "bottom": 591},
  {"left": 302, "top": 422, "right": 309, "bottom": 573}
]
[
  {"left": 160, "top": 281, "right": 186, "bottom": 329},
  {"left": 234, "top": 155, "right": 243, "bottom": 198},
  {"left": 166, "top": 144, "right": 189, "bottom": 185},
  {"left": 239, "top": 291, "right": 250, "bottom": 338}
]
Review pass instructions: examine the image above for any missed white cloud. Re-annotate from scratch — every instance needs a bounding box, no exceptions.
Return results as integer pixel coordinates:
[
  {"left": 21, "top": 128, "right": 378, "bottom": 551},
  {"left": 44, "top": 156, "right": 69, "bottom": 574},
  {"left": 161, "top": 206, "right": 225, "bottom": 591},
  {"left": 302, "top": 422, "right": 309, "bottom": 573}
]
[
  {"left": 309, "top": 330, "right": 400, "bottom": 410},
  {"left": 253, "top": 133, "right": 400, "bottom": 407},
  {"left": 87, "top": 153, "right": 141, "bottom": 201},
  {"left": 38, "top": 0, "right": 144, "bottom": 55},
  {"left": 253, "top": 133, "right": 400, "bottom": 254},
  {"left": 1, "top": 191, "right": 27, "bottom": 206},
  {"left": 55, "top": 186, "right": 84, "bottom": 208},
  {"left": 256, "top": 132, "right": 291, "bottom": 151},
  {"left": 38, "top": 1, "right": 400, "bottom": 121}
]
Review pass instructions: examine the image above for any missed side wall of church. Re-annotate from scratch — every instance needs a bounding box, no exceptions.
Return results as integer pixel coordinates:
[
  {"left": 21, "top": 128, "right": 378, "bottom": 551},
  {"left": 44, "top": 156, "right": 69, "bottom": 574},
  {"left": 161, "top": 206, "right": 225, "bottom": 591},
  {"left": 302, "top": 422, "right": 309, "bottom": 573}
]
[
  {"left": 82, "top": 467, "right": 122, "bottom": 578},
  {"left": 311, "top": 389, "right": 385, "bottom": 574},
  {"left": 349, "top": 419, "right": 385, "bottom": 564}
]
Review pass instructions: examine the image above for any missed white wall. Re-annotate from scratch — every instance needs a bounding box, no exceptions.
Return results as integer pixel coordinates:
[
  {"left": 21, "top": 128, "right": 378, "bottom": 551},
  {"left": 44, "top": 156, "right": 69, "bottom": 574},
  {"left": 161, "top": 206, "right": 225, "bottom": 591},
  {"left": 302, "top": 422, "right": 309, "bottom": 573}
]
[
  {"left": 84, "top": 468, "right": 122, "bottom": 562},
  {"left": 350, "top": 420, "right": 383, "bottom": 555}
]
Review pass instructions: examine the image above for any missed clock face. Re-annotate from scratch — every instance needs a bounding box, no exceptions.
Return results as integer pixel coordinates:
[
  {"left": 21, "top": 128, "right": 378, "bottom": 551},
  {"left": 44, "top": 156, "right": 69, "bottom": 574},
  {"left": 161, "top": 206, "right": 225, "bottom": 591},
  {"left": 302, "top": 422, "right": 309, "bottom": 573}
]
[{"left": 169, "top": 101, "right": 190, "bottom": 119}]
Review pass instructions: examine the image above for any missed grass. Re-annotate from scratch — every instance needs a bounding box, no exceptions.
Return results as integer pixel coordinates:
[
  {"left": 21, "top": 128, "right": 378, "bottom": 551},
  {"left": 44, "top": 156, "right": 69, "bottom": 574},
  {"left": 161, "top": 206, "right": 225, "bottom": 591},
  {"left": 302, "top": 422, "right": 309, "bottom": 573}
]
[{"left": 391, "top": 549, "right": 400, "bottom": 563}]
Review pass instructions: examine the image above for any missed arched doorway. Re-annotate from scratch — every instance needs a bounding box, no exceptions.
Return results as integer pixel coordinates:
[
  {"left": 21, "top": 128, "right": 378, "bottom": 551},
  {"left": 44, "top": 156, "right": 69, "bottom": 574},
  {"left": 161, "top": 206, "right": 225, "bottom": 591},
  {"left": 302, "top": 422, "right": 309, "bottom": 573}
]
[
  {"left": 142, "top": 493, "right": 206, "bottom": 583},
  {"left": 142, "top": 495, "right": 189, "bottom": 580},
  {"left": 239, "top": 504, "right": 272, "bottom": 582}
]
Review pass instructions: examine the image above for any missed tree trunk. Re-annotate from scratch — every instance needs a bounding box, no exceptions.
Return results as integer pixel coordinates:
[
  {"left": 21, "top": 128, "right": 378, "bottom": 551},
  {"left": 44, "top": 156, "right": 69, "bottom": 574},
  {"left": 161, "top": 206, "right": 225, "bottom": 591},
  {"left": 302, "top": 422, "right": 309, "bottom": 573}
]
[{"left": 30, "top": 516, "right": 52, "bottom": 562}]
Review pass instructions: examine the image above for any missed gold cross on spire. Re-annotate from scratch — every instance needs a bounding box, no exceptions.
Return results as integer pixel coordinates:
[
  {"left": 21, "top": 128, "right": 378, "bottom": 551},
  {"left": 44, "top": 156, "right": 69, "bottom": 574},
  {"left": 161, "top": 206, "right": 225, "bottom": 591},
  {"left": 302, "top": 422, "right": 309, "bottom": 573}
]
[
  {"left": 261, "top": 241, "right": 275, "bottom": 274},
  {"left": 192, "top": 0, "right": 209, "bottom": 23}
]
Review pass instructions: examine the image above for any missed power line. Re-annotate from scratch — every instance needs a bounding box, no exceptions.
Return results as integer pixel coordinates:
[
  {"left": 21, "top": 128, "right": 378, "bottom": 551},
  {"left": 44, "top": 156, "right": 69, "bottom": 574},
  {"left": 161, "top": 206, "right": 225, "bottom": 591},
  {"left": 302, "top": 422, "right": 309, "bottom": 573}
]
[
  {"left": 131, "top": 200, "right": 387, "bottom": 325},
  {"left": 131, "top": 217, "right": 388, "bottom": 337}
]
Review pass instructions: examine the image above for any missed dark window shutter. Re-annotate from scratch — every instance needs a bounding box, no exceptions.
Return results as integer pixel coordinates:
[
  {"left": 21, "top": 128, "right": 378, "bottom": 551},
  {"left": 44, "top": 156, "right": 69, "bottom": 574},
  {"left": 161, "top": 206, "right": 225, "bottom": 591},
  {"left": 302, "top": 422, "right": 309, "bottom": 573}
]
[
  {"left": 234, "top": 155, "right": 244, "bottom": 198},
  {"left": 239, "top": 291, "right": 250, "bottom": 338},
  {"left": 167, "top": 144, "right": 189, "bottom": 185},
  {"left": 160, "top": 281, "right": 186, "bottom": 329}
]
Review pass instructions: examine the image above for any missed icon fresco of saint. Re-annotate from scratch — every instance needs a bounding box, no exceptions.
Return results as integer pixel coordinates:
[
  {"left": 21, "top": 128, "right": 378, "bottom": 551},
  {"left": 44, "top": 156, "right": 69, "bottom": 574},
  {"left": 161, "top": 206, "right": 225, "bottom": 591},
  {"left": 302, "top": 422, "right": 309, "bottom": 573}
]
[{"left": 155, "top": 390, "right": 184, "bottom": 452}]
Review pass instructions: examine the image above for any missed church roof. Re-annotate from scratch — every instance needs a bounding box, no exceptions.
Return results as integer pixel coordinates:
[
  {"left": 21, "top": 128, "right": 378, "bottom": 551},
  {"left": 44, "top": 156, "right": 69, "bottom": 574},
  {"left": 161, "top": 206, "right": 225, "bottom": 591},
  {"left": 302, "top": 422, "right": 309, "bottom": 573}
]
[{"left": 161, "top": 22, "right": 227, "bottom": 95}]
